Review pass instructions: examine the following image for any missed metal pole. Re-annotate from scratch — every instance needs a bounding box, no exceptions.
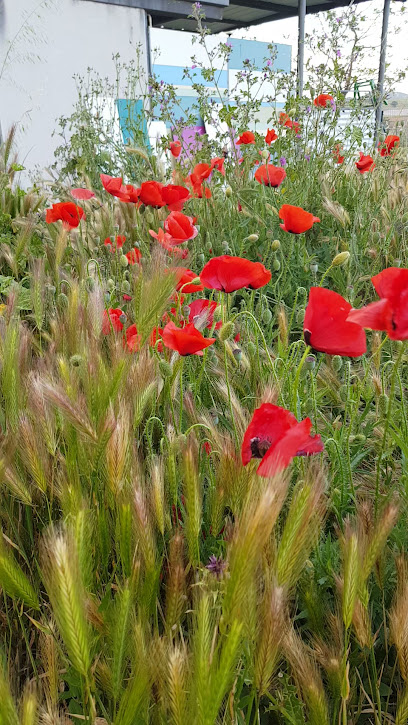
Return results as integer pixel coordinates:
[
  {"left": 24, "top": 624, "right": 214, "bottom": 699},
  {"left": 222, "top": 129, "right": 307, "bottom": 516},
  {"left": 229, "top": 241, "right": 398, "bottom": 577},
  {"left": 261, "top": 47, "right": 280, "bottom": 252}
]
[
  {"left": 374, "top": 0, "right": 391, "bottom": 146},
  {"left": 297, "top": 0, "right": 306, "bottom": 97}
]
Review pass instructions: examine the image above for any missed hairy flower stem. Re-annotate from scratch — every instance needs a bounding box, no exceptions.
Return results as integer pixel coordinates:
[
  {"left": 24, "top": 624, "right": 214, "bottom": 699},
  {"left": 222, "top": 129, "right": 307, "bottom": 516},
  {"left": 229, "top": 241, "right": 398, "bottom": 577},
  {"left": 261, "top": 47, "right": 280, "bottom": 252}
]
[
  {"left": 375, "top": 341, "right": 405, "bottom": 516},
  {"left": 292, "top": 344, "right": 310, "bottom": 415}
]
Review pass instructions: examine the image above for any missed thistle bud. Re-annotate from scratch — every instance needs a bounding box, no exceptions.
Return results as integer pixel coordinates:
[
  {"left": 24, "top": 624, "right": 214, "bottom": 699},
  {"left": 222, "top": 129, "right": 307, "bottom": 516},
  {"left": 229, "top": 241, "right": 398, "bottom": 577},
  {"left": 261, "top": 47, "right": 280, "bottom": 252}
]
[
  {"left": 120, "top": 255, "right": 128, "bottom": 267},
  {"left": 225, "top": 186, "right": 232, "bottom": 198},
  {"left": 272, "top": 259, "right": 280, "bottom": 271},
  {"left": 262, "top": 308, "right": 272, "bottom": 324},
  {"left": 219, "top": 321, "right": 235, "bottom": 341},
  {"left": 247, "top": 234, "right": 259, "bottom": 243},
  {"left": 332, "top": 251, "right": 350, "bottom": 267},
  {"left": 332, "top": 355, "right": 343, "bottom": 372},
  {"left": 271, "top": 239, "right": 280, "bottom": 251}
]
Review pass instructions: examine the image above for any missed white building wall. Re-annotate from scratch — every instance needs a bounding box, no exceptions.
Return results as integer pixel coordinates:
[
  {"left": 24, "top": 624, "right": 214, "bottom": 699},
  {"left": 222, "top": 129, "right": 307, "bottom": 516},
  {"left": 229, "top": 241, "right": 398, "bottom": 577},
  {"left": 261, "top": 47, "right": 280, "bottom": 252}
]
[{"left": 0, "top": 0, "right": 148, "bottom": 177}]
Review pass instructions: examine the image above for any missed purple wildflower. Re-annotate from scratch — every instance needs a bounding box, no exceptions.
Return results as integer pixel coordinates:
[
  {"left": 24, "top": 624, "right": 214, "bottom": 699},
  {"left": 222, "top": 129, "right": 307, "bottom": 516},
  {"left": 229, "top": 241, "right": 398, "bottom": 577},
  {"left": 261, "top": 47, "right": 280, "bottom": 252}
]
[
  {"left": 280, "top": 156, "right": 287, "bottom": 167},
  {"left": 330, "top": 98, "right": 337, "bottom": 112},
  {"left": 304, "top": 154, "right": 311, "bottom": 161},
  {"left": 206, "top": 555, "right": 227, "bottom": 579},
  {"left": 336, "top": 49, "right": 341, "bottom": 58},
  {"left": 306, "top": 105, "right": 312, "bottom": 113},
  {"left": 267, "top": 59, "right": 272, "bottom": 66},
  {"left": 192, "top": 64, "right": 197, "bottom": 69},
  {"left": 336, "top": 16, "right": 341, "bottom": 23}
]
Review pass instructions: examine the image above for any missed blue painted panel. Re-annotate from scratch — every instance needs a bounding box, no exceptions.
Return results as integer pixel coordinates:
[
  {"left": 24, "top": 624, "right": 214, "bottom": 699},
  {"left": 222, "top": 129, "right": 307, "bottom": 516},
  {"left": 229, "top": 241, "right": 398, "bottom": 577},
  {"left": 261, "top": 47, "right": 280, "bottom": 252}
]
[
  {"left": 228, "top": 38, "right": 291, "bottom": 73},
  {"left": 152, "top": 64, "right": 228, "bottom": 89},
  {"left": 116, "top": 99, "right": 150, "bottom": 148}
]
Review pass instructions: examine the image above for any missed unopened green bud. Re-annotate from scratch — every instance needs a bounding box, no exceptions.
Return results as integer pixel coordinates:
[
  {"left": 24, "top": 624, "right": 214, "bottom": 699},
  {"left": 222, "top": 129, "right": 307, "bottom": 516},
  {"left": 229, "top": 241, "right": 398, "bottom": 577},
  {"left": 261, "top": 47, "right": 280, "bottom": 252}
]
[
  {"left": 332, "top": 355, "right": 343, "bottom": 372},
  {"left": 85, "top": 276, "right": 95, "bottom": 292},
  {"left": 213, "top": 305, "right": 222, "bottom": 321},
  {"left": 339, "top": 384, "right": 348, "bottom": 402},
  {"left": 310, "top": 263, "right": 318, "bottom": 274},
  {"left": 225, "top": 186, "right": 233, "bottom": 198},
  {"left": 271, "top": 239, "right": 280, "bottom": 251},
  {"left": 197, "top": 253, "right": 205, "bottom": 265},
  {"left": 272, "top": 259, "right": 281, "bottom": 271},
  {"left": 247, "top": 234, "right": 259, "bottom": 243},
  {"left": 379, "top": 393, "right": 389, "bottom": 416},
  {"left": 120, "top": 255, "right": 129, "bottom": 267},
  {"left": 107, "top": 278, "right": 115, "bottom": 291},
  {"left": 233, "top": 347, "right": 242, "bottom": 362},
  {"left": 122, "top": 280, "right": 131, "bottom": 293},
  {"left": 247, "top": 341, "right": 257, "bottom": 355},
  {"left": 332, "top": 251, "right": 350, "bottom": 267},
  {"left": 219, "top": 321, "right": 235, "bottom": 341},
  {"left": 261, "top": 149, "right": 270, "bottom": 160},
  {"left": 57, "top": 292, "right": 69, "bottom": 309},
  {"left": 182, "top": 305, "right": 191, "bottom": 317},
  {"left": 262, "top": 308, "right": 272, "bottom": 324},
  {"left": 159, "top": 360, "right": 172, "bottom": 378}
]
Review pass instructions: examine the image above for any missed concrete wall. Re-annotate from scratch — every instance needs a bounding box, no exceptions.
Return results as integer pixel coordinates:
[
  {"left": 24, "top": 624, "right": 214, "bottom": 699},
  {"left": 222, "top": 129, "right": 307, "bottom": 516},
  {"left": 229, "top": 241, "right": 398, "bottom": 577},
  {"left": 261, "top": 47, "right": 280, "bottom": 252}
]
[{"left": 0, "top": 0, "right": 148, "bottom": 177}]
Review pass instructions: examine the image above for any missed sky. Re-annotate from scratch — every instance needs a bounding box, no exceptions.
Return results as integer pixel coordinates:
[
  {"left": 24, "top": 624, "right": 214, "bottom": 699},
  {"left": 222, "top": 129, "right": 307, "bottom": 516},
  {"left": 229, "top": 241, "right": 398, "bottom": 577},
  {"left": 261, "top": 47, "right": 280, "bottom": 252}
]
[{"left": 230, "top": 0, "right": 408, "bottom": 96}]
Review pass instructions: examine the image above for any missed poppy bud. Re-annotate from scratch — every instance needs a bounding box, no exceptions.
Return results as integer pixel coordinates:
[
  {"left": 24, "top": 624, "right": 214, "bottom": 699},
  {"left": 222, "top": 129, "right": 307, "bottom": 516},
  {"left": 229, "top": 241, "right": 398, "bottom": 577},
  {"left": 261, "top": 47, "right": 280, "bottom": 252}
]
[
  {"left": 122, "top": 280, "right": 131, "bottom": 293},
  {"left": 379, "top": 393, "right": 389, "bottom": 416},
  {"left": 262, "top": 308, "right": 272, "bottom": 324},
  {"left": 182, "top": 305, "right": 191, "bottom": 317},
  {"left": 159, "top": 360, "right": 172, "bottom": 378},
  {"left": 47, "top": 284, "right": 56, "bottom": 295},
  {"left": 261, "top": 149, "right": 269, "bottom": 160},
  {"left": 206, "top": 242, "right": 212, "bottom": 252},
  {"left": 107, "top": 279, "right": 115, "bottom": 291},
  {"left": 197, "top": 253, "right": 205, "bottom": 265},
  {"left": 247, "top": 341, "right": 257, "bottom": 355},
  {"left": 70, "top": 354, "right": 82, "bottom": 367},
  {"left": 104, "top": 292, "right": 111, "bottom": 303},
  {"left": 225, "top": 186, "right": 232, "bottom": 198},
  {"left": 221, "top": 241, "right": 229, "bottom": 251},
  {"left": 213, "top": 305, "right": 222, "bottom": 321},
  {"left": 120, "top": 255, "right": 128, "bottom": 267},
  {"left": 310, "top": 263, "right": 318, "bottom": 274},
  {"left": 139, "top": 204, "right": 146, "bottom": 214},
  {"left": 332, "top": 251, "right": 350, "bottom": 267},
  {"left": 304, "top": 354, "right": 316, "bottom": 371},
  {"left": 85, "top": 276, "right": 95, "bottom": 292},
  {"left": 119, "top": 313, "right": 127, "bottom": 324},
  {"left": 190, "top": 277, "right": 203, "bottom": 286},
  {"left": 272, "top": 259, "right": 280, "bottom": 271},
  {"left": 354, "top": 434, "right": 366, "bottom": 443},
  {"left": 271, "top": 239, "right": 280, "bottom": 251},
  {"left": 233, "top": 347, "right": 242, "bottom": 362},
  {"left": 57, "top": 292, "right": 69, "bottom": 309},
  {"left": 219, "top": 321, "right": 235, "bottom": 341},
  {"left": 247, "top": 234, "right": 259, "bottom": 242},
  {"left": 332, "top": 355, "right": 343, "bottom": 372},
  {"left": 339, "top": 385, "right": 348, "bottom": 402}
]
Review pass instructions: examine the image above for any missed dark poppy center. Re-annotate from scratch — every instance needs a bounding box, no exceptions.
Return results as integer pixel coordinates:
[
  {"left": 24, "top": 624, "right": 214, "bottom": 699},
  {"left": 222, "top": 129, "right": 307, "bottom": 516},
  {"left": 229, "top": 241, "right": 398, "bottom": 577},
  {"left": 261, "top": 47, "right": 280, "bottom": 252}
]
[{"left": 250, "top": 437, "right": 272, "bottom": 459}]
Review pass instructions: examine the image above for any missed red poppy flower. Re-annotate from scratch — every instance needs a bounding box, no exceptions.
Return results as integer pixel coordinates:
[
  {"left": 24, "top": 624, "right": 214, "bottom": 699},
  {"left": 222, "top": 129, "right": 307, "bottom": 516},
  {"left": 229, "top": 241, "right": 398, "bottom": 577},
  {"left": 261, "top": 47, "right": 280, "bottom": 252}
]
[
  {"left": 164, "top": 211, "right": 198, "bottom": 242},
  {"left": 237, "top": 131, "right": 255, "bottom": 145},
  {"left": 104, "top": 235, "right": 125, "bottom": 252},
  {"left": 139, "top": 180, "right": 166, "bottom": 208},
  {"left": 71, "top": 188, "right": 95, "bottom": 200},
  {"left": 200, "top": 255, "right": 271, "bottom": 293},
  {"left": 150, "top": 326, "right": 164, "bottom": 352},
  {"left": 356, "top": 152, "right": 375, "bottom": 173},
  {"left": 379, "top": 135, "right": 399, "bottom": 157},
  {"left": 149, "top": 228, "right": 188, "bottom": 258},
  {"left": 188, "top": 298, "right": 221, "bottom": 330},
  {"left": 162, "top": 321, "right": 215, "bottom": 356},
  {"left": 242, "top": 403, "right": 323, "bottom": 477},
  {"left": 170, "top": 140, "right": 182, "bottom": 158},
  {"left": 265, "top": 128, "right": 278, "bottom": 144},
  {"left": 234, "top": 332, "right": 241, "bottom": 342},
  {"left": 333, "top": 144, "right": 345, "bottom": 164},
  {"left": 210, "top": 157, "right": 225, "bottom": 176},
  {"left": 347, "top": 267, "right": 408, "bottom": 341},
  {"left": 100, "top": 174, "right": 131, "bottom": 202},
  {"left": 160, "top": 184, "right": 190, "bottom": 212},
  {"left": 304, "top": 288, "right": 366, "bottom": 357},
  {"left": 45, "top": 202, "right": 85, "bottom": 229},
  {"left": 279, "top": 205, "right": 320, "bottom": 234},
  {"left": 126, "top": 247, "right": 142, "bottom": 265},
  {"left": 314, "top": 93, "right": 334, "bottom": 107},
  {"left": 254, "top": 164, "right": 286, "bottom": 187},
  {"left": 188, "top": 178, "right": 212, "bottom": 199},
  {"left": 102, "top": 308, "right": 124, "bottom": 335},
  {"left": 279, "top": 113, "right": 301, "bottom": 133},
  {"left": 126, "top": 323, "right": 141, "bottom": 352},
  {"left": 123, "top": 294, "right": 132, "bottom": 302},
  {"left": 174, "top": 267, "right": 204, "bottom": 293},
  {"left": 124, "top": 184, "right": 141, "bottom": 204}
]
